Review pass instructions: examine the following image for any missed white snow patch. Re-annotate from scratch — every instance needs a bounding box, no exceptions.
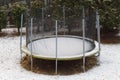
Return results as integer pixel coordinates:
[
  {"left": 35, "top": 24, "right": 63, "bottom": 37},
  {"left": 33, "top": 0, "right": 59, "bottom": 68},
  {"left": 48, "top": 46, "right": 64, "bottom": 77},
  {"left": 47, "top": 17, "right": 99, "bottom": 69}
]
[
  {"left": 2, "top": 28, "right": 26, "bottom": 33},
  {"left": 0, "top": 36, "right": 120, "bottom": 80}
]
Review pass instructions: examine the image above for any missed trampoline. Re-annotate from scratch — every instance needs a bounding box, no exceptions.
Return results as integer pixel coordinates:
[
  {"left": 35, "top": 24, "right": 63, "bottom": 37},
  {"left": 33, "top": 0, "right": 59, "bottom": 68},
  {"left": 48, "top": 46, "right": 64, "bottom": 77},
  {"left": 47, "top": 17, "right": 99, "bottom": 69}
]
[
  {"left": 20, "top": 0, "right": 101, "bottom": 73},
  {"left": 22, "top": 35, "right": 99, "bottom": 60}
]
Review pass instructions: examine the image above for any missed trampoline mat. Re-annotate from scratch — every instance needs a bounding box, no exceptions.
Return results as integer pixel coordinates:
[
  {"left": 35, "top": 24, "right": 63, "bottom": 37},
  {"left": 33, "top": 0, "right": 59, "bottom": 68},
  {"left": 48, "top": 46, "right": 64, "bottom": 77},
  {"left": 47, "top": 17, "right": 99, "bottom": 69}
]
[{"left": 26, "top": 36, "right": 97, "bottom": 59}]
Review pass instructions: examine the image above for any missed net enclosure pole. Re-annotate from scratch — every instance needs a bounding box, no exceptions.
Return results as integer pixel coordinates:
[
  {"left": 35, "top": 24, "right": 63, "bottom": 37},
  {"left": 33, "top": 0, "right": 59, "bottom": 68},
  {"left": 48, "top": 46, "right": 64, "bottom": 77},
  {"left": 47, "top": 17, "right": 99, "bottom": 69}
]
[
  {"left": 63, "top": 5, "right": 66, "bottom": 34},
  {"left": 96, "top": 11, "right": 101, "bottom": 64},
  {"left": 20, "top": 14, "right": 23, "bottom": 60},
  {"left": 44, "top": 0, "right": 47, "bottom": 7},
  {"left": 82, "top": 7, "right": 86, "bottom": 72},
  {"left": 55, "top": 20, "right": 58, "bottom": 74},
  {"left": 42, "top": 8, "right": 44, "bottom": 33},
  {"left": 30, "top": 18, "right": 33, "bottom": 71}
]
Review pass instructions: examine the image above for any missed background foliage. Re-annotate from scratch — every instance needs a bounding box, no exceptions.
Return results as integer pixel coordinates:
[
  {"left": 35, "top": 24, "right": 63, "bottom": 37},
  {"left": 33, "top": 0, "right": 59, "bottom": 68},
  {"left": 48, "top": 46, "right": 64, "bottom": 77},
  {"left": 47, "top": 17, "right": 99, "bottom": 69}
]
[
  {"left": 10, "top": 1, "right": 26, "bottom": 34},
  {"left": 0, "top": 6, "right": 7, "bottom": 32},
  {"left": 0, "top": 0, "right": 120, "bottom": 34}
]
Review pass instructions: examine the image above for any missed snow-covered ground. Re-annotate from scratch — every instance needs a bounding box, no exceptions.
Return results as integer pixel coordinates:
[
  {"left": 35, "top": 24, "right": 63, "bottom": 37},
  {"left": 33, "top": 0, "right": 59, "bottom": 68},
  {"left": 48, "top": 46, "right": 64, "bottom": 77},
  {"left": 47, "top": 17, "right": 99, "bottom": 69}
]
[
  {"left": 2, "top": 28, "right": 26, "bottom": 33},
  {"left": 0, "top": 36, "right": 120, "bottom": 80}
]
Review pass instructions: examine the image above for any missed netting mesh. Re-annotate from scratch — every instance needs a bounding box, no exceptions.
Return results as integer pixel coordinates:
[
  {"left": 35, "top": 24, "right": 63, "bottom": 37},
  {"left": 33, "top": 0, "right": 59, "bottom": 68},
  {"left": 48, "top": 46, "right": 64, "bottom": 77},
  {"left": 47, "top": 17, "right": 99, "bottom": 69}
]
[
  {"left": 0, "top": 0, "right": 22, "bottom": 6},
  {"left": 25, "top": 0, "right": 96, "bottom": 45}
]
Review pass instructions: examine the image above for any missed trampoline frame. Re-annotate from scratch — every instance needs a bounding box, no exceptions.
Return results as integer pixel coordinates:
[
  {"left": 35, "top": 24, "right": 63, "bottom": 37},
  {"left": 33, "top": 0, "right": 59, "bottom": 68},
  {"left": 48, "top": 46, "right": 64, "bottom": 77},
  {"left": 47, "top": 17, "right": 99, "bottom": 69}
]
[{"left": 21, "top": 35, "right": 99, "bottom": 60}]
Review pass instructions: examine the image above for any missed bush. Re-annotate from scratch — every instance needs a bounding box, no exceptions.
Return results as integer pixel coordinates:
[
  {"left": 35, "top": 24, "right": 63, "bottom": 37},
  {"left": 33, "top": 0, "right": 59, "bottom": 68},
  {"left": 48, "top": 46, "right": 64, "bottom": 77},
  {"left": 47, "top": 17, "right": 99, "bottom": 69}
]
[
  {"left": 10, "top": 1, "right": 26, "bottom": 35},
  {"left": 30, "top": 0, "right": 43, "bottom": 18},
  {"left": 88, "top": 0, "right": 120, "bottom": 33},
  {"left": 98, "top": 0, "right": 120, "bottom": 32},
  {"left": 0, "top": 6, "right": 7, "bottom": 32},
  {"left": 8, "top": 0, "right": 120, "bottom": 34}
]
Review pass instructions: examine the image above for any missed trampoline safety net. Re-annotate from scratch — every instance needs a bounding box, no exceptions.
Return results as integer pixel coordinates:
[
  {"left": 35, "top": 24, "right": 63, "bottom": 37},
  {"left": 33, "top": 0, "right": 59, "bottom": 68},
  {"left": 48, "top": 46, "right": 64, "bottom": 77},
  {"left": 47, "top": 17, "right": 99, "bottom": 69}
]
[{"left": 25, "top": 0, "right": 97, "bottom": 46}]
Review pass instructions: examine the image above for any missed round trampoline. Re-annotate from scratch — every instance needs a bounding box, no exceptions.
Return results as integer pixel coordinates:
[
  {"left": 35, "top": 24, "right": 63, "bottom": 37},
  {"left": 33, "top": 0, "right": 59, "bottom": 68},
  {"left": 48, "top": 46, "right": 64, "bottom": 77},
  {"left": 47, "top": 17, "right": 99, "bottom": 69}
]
[
  {"left": 20, "top": 0, "right": 101, "bottom": 74},
  {"left": 22, "top": 35, "right": 99, "bottom": 60}
]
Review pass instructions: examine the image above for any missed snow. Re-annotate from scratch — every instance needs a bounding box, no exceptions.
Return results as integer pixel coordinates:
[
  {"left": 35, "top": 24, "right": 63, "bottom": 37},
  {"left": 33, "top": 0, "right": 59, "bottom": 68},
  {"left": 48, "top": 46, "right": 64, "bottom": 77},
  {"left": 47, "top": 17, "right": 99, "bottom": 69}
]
[
  {"left": 2, "top": 28, "right": 26, "bottom": 33},
  {"left": 0, "top": 36, "right": 120, "bottom": 80}
]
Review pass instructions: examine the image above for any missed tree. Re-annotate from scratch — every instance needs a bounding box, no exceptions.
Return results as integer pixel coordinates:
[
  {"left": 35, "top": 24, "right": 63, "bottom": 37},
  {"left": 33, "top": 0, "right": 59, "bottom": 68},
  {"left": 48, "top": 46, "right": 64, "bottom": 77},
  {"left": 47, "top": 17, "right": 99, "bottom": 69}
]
[
  {"left": 0, "top": 6, "right": 7, "bottom": 32},
  {"left": 89, "top": 0, "right": 120, "bottom": 33},
  {"left": 10, "top": 1, "right": 26, "bottom": 35}
]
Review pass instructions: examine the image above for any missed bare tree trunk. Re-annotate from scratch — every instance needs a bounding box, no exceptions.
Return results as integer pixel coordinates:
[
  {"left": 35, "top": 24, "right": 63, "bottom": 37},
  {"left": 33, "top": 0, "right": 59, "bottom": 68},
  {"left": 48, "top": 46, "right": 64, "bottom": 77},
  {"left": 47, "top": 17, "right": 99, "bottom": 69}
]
[
  {"left": 0, "top": 27, "right": 2, "bottom": 32},
  {"left": 18, "top": 26, "right": 20, "bottom": 35}
]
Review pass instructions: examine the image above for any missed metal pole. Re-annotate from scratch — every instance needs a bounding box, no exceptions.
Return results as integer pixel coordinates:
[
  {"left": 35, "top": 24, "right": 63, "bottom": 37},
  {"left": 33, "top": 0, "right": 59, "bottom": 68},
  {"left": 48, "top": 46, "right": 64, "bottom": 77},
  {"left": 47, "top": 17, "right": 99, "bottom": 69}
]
[
  {"left": 63, "top": 5, "right": 66, "bottom": 34},
  {"left": 55, "top": 20, "right": 58, "bottom": 74},
  {"left": 20, "top": 14, "right": 23, "bottom": 60},
  {"left": 44, "top": 0, "right": 47, "bottom": 7},
  {"left": 96, "top": 11, "right": 101, "bottom": 64},
  {"left": 30, "top": 18, "right": 33, "bottom": 71},
  {"left": 42, "top": 8, "right": 44, "bottom": 33},
  {"left": 82, "top": 7, "right": 86, "bottom": 72}
]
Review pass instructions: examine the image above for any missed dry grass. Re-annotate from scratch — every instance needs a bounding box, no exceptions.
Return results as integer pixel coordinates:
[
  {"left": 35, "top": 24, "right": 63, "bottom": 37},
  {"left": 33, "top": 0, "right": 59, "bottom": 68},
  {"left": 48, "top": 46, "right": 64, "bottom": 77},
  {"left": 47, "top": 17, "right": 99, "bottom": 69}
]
[
  {"left": 21, "top": 55, "right": 98, "bottom": 75},
  {"left": 101, "top": 33, "right": 120, "bottom": 44},
  {"left": 0, "top": 32, "right": 7, "bottom": 37}
]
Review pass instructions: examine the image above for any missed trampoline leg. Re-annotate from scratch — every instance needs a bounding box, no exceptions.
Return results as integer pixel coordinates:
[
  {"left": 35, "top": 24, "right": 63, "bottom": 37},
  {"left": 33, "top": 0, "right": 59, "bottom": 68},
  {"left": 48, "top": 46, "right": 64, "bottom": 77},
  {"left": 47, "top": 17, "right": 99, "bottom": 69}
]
[
  {"left": 30, "top": 55, "right": 33, "bottom": 70},
  {"left": 96, "top": 52, "right": 100, "bottom": 66},
  {"left": 30, "top": 18, "right": 33, "bottom": 71}
]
